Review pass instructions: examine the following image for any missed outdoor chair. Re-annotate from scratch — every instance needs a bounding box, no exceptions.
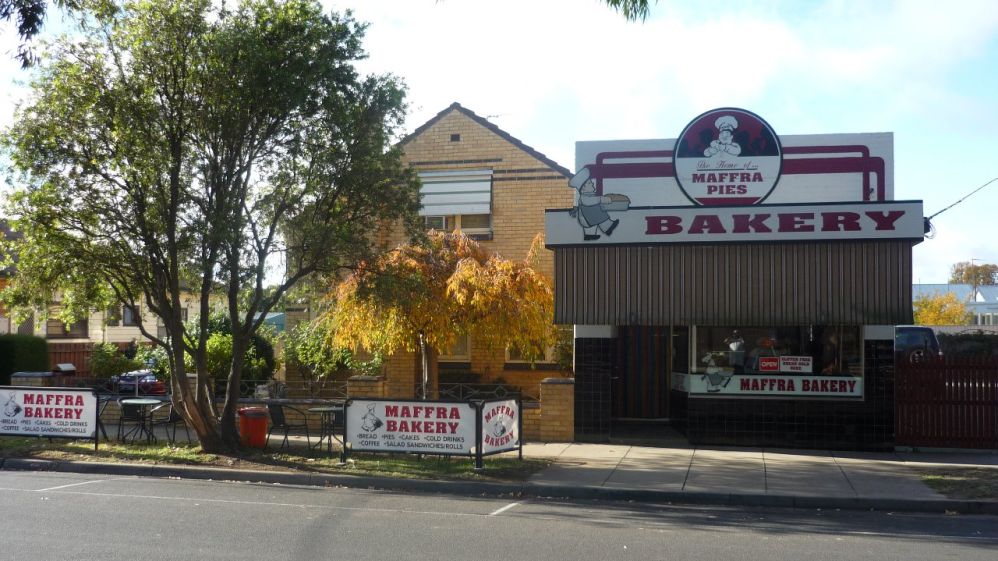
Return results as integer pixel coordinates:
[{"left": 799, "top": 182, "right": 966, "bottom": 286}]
[
  {"left": 267, "top": 404, "right": 310, "bottom": 451},
  {"left": 150, "top": 403, "right": 191, "bottom": 445},
  {"left": 116, "top": 399, "right": 145, "bottom": 443}
]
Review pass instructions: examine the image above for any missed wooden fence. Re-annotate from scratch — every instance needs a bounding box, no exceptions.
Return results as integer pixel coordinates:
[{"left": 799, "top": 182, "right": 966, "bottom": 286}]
[
  {"left": 47, "top": 342, "right": 94, "bottom": 376},
  {"left": 895, "top": 357, "right": 998, "bottom": 449}
]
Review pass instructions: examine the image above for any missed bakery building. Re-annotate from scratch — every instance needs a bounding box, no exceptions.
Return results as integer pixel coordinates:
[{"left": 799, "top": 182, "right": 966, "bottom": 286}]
[{"left": 547, "top": 107, "right": 924, "bottom": 450}]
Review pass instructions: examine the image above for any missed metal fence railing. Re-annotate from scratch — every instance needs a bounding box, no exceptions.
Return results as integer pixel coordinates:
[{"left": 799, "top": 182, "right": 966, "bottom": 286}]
[
  {"left": 430, "top": 382, "right": 539, "bottom": 403},
  {"left": 896, "top": 356, "right": 998, "bottom": 449}
]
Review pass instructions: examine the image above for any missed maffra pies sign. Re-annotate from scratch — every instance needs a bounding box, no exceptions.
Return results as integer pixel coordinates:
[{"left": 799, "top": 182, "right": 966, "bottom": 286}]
[
  {"left": 551, "top": 107, "right": 919, "bottom": 247},
  {"left": 674, "top": 108, "right": 782, "bottom": 205},
  {"left": 0, "top": 387, "right": 99, "bottom": 441},
  {"left": 545, "top": 201, "right": 924, "bottom": 246}
]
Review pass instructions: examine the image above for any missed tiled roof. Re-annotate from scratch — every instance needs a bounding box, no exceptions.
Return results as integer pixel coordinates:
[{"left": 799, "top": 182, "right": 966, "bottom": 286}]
[{"left": 401, "top": 102, "right": 572, "bottom": 178}]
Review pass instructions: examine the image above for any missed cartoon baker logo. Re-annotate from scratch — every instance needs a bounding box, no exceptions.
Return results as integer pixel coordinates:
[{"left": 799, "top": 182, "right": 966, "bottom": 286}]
[
  {"left": 4, "top": 392, "right": 22, "bottom": 418},
  {"left": 673, "top": 107, "right": 782, "bottom": 206},
  {"left": 568, "top": 166, "right": 630, "bottom": 241},
  {"left": 483, "top": 402, "right": 517, "bottom": 448},
  {"left": 360, "top": 403, "right": 384, "bottom": 432}
]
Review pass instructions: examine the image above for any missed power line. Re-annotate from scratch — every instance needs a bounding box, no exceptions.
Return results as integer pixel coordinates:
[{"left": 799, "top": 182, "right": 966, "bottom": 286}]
[{"left": 927, "top": 176, "right": 998, "bottom": 220}]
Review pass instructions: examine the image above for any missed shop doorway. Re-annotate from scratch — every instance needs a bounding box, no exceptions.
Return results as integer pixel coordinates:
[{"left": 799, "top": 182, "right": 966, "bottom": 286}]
[{"left": 610, "top": 327, "right": 686, "bottom": 445}]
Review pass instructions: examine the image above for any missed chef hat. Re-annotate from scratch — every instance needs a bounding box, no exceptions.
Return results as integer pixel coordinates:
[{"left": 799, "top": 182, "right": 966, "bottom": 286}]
[
  {"left": 715, "top": 115, "right": 738, "bottom": 132},
  {"left": 569, "top": 166, "right": 592, "bottom": 189}
]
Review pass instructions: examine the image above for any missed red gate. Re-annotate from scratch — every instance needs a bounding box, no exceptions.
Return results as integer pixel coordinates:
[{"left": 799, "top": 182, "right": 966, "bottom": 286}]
[{"left": 895, "top": 357, "right": 998, "bottom": 449}]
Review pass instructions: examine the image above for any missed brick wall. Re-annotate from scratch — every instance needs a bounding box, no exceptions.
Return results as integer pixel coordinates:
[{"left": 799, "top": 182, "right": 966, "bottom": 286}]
[
  {"left": 538, "top": 378, "right": 575, "bottom": 442},
  {"left": 347, "top": 376, "right": 385, "bottom": 398}
]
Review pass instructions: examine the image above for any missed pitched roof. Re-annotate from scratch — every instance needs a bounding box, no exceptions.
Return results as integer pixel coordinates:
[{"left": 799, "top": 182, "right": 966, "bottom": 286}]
[
  {"left": 913, "top": 283, "right": 998, "bottom": 309},
  {"left": 401, "top": 102, "right": 572, "bottom": 178}
]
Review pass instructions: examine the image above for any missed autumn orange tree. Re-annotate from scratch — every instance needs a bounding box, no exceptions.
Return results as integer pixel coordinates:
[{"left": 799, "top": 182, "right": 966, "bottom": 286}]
[
  {"left": 326, "top": 231, "right": 555, "bottom": 397},
  {"left": 914, "top": 292, "right": 973, "bottom": 325}
]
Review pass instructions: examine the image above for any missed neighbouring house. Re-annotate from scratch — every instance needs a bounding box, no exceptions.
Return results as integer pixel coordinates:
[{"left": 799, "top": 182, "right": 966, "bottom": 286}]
[
  {"left": 381, "top": 103, "right": 575, "bottom": 400},
  {"left": 283, "top": 103, "right": 578, "bottom": 440},
  {"left": 913, "top": 283, "right": 998, "bottom": 326},
  {"left": 0, "top": 222, "right": 220, "bottom": 348}
]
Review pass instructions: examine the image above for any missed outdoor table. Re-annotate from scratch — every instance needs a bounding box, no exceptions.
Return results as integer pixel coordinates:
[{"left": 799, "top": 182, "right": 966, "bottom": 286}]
[
  {"left": 308, "top": 406, "right": 343, "bottom": 457},
  {"left": 121, "top": 398, "right": 162, "bottom": 444}
]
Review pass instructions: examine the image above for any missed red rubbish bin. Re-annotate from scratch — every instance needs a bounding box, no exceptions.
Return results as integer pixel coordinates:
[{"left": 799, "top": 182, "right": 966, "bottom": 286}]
[{"left": 238, "top": 407, "right": 269, "bottom": 448}]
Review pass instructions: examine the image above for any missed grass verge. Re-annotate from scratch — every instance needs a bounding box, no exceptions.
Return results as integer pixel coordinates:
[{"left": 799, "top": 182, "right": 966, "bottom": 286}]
[
  {"left": 918, "top": 468, "right": 998, "bottom": 500},
  {"left": 0, "top": 437, "right": 548, "bottom": 482}
]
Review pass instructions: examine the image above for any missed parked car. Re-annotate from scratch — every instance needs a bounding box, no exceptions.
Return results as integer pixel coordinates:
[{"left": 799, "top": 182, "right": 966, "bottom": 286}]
[
  {"left": 115, "top": 370, "right": 167, "bottom": 395},
  {"left": 895, "top": 326, "right": 943, "bottom": 364}
]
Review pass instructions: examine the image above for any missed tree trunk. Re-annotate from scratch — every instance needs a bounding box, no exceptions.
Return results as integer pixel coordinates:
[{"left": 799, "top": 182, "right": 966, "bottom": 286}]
[
  {"left": 219, "top": 334, "right": 248, "bottom": 447},
  {"left": 168, "top": 334, "right": 226, "bottom": 452},
  {"left": 419, "top": 332, "right": 429, "bottom": 400}
]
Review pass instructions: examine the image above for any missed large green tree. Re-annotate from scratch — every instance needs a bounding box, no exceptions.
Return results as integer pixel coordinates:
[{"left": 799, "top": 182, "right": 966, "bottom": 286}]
[{"left": 2, "top": 0, "right": 420, "bottom": 451}]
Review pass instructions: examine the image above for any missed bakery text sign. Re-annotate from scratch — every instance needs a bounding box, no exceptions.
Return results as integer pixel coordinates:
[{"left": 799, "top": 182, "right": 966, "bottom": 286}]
[
  {"left": 546, "top": 201, "right": 924, "bottom": 245},
  {"left": 0, "top": 387, "right": 98, "bottom": 441}
]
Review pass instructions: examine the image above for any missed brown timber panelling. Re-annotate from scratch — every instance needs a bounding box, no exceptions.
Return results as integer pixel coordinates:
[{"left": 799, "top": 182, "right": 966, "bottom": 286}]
[
  {"left": 554, "top": 240, "right": 914, "bottom": 326},
  {"left": 48, "top": 342, "right": 93, "bottom": 376}
]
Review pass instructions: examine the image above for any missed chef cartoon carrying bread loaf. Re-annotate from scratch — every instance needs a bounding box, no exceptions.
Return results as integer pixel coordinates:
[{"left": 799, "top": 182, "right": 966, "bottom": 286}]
[{"left": 569, "top": 167, "right": 630, "bottom": 240}]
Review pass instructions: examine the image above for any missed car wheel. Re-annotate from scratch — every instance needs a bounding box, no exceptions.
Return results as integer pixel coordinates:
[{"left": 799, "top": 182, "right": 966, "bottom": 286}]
[{"left": 907, "top": 348, "right": 927, "bottom": 364}]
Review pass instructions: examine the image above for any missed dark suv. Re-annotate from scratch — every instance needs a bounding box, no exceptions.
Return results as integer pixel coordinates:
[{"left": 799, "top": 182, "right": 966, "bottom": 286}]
[{"left": 895, "top": 326, "right": 942, "bottom": 364}]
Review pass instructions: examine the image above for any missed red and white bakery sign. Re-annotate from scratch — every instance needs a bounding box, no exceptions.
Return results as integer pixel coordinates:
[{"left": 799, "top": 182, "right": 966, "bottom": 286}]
[
  {"left": 0, "top": 387, "right": 98, "bottom": 438},
  {"left": 674, "top": 108, "right": 782, "bottom": 206},
  {"left": 546, "top": 107, "right": 921, "bottom": 247}
]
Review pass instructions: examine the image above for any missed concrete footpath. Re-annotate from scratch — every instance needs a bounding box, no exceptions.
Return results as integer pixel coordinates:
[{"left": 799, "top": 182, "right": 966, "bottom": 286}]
[
  {"left": 2, "top": 440, "right": 997, "bottom": 515},
  {"left": 519, "top": 443, "right": 998, "bottom": 514}
]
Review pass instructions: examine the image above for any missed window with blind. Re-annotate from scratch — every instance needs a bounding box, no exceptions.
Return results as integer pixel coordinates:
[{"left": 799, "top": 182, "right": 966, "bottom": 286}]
[{"left": 419, "top": 170, "right": 492, "bottom": 236}]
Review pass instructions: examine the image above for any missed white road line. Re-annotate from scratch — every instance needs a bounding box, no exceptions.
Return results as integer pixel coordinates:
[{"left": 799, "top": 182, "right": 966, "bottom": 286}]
[
  {"left": 35, "top": 479, "right": 109, "bottom": 492},
  {"left": 489, "top": 502, "right": 521, "bottom": 516},
  {"left": 0, "top": 486, "right": 488, "bottom": 518}
]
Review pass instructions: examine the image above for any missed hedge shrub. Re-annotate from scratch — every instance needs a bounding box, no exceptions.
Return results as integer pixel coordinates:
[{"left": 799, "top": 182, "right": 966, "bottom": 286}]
[{"left": 0, "top": 334, "right": 49, "bottom": 385}]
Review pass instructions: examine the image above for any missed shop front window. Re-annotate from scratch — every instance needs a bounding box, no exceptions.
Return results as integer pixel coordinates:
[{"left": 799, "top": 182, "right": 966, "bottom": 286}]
[{"left": 690, "top": 325, "right": 862, "bottom": 398}]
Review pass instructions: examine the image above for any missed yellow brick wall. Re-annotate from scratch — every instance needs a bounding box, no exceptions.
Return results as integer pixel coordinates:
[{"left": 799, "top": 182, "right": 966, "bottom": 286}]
[
  {"left": 522, "top": 405, "right": 541, "bottom": 441},
  {"left": 347, "top": 376, "right": 385, "bottom": 398},
  {"left": 399, "top": 109, "right": 574, "bottom": 280},
  {"left": 538, "top": 378, "right": 574, "bottom": 442}
]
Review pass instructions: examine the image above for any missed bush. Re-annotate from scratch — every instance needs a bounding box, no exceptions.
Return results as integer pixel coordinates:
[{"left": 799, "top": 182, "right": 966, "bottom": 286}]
[
  {"left": 187, "top": 313, "right": 278, "bottom": 383},
  {"left": 88, "top": 343, "right": 143, "bottom": 378},
  {"left": 135, "top": 344, "right": 171, "bottom": 379},
  {"left": 0, "top": 334, "right": 49, "bottom": 385},
  {"left": 938, "top": 332, "right": 998, "bottom": 358}
]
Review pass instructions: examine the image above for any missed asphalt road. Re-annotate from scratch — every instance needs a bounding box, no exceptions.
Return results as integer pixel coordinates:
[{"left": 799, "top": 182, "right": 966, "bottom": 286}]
[{"left": 0, "top": 471, "right": 995, "bottom": 561}]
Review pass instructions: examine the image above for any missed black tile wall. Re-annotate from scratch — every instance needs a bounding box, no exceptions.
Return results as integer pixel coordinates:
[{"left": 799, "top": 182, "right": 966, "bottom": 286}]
[
  {"left": 574, "top": 337, "right": 615, "bottom": 442},
  {"left": 685, "top": 340, "right": 896, "bottom": 451}
]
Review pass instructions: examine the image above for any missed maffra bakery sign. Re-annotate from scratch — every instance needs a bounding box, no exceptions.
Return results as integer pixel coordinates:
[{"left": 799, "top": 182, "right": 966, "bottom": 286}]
[
  {"left": 0, "top": 387, "right": 98, "bottom": 441},
  {"left": 345, "top": 399, "right": 477, "bottom": 455},
  {"left": 546, "top": 107, "right": 923, "bottom": 247}
]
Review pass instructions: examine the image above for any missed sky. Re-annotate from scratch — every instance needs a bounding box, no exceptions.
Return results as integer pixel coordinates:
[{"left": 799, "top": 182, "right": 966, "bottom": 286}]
[{"left": 1, "top": 0, "right": 996, "bottom": 284}]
